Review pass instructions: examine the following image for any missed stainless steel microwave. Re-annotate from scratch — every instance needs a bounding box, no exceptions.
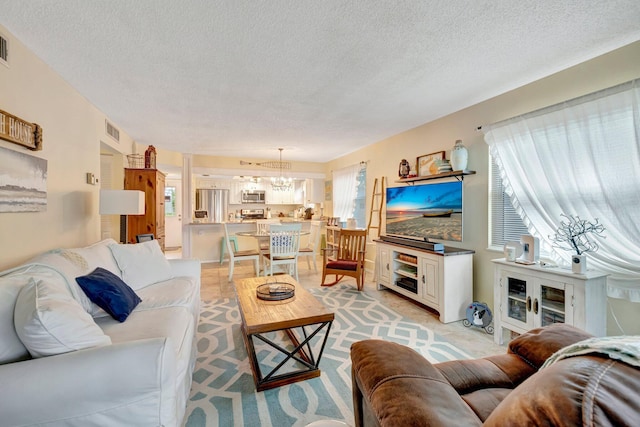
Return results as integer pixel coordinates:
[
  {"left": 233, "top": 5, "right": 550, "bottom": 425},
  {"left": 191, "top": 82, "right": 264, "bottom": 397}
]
[{"left": 241, "top": 190, "right": 265, "bottom": 204}]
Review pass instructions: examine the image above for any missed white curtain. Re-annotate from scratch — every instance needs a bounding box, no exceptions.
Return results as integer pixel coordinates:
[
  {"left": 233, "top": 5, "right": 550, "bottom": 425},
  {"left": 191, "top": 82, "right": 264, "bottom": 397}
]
[
  {"left": 484, "top": 79, "right": 640, "bottom": 301},
  {"left": 332, "top": 163, "right": 362, "bottom": 222}
]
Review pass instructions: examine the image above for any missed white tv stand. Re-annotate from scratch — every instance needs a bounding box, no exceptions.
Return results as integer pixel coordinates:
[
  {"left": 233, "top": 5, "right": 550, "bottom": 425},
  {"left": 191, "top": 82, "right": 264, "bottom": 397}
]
[{"left": 375, "top": 239, "right": 474, "bottom": 323}]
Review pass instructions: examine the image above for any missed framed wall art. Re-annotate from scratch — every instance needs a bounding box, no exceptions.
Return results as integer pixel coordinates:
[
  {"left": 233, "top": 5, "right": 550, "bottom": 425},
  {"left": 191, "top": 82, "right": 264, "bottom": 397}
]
[
  {"left": 324, "top": 180, "right": 332, "bottom": 201},
  {"left": 417, "top": 151, "right": 445, "bottom": 176},
  {"left": 0, "top": 145, "right": 47, "bottom": 212}
]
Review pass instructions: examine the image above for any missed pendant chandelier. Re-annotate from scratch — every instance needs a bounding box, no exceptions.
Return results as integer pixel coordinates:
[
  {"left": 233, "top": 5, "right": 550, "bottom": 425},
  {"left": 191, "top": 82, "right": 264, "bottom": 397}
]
[{"left": 271, "top": 148, "right": 293, "bottom": 191}]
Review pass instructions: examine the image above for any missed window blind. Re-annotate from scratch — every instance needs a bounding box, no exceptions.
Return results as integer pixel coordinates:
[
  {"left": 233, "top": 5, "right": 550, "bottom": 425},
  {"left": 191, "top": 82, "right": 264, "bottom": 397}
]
[{"left": 489, "top": 157, "right": 529, "bottom": 248}]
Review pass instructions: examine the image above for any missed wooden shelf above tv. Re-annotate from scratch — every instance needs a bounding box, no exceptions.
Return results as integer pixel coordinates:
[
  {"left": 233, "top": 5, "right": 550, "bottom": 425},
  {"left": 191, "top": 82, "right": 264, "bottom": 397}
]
[{"left": 395, "top": 170, "right": 476, "bottom": 184}]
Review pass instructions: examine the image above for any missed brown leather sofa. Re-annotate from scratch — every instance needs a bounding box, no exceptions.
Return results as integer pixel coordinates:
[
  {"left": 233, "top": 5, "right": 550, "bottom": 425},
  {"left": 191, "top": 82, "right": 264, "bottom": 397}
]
[{"left": 351, "top": 324, "right": 640, "bottom": 426}]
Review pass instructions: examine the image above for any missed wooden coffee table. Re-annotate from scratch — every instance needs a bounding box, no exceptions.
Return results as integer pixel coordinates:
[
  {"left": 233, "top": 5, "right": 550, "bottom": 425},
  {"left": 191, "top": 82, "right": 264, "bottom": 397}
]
[{"left": 235, "top": 275, "right": 334, "bottom": 391}]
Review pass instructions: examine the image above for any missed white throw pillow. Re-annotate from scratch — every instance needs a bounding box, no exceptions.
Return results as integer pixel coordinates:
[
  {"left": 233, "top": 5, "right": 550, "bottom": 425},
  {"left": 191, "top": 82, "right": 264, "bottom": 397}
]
[
  {"left": 108, "top": 240, "right": 172, "bottom": 290},
  {"left": 14, "top": 278, "right": 112, "bottom": 358},
  {"left": 27, "top": 249, "right": 93, "bottom": 313},
  {"left": 68, "top": 238, "right": 123, "bottom": 279},
  {"left": 0, "top": 273, "right": 31, "bottom": 363}
]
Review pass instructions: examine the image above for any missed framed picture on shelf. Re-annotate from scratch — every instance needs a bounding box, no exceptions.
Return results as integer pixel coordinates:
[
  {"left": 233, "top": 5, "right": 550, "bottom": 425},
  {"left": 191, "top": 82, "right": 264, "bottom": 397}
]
[{"left": 417, "top": 151, "right": 445, "bottom": 176}]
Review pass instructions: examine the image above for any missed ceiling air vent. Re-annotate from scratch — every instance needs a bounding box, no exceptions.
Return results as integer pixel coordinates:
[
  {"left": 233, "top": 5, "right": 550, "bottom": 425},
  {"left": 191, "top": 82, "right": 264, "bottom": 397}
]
[
  {"left": 0, "top": 32, "right": 8, "bottom": 67},
  {"left": 105, "top": 119, "right": 120, "bottom": 142}
]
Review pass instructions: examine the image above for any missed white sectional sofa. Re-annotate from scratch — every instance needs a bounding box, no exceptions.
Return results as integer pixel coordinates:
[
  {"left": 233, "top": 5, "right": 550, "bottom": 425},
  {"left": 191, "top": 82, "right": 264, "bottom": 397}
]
[{"left": 0, "top": 238, "right": 201, "bottom": 427}]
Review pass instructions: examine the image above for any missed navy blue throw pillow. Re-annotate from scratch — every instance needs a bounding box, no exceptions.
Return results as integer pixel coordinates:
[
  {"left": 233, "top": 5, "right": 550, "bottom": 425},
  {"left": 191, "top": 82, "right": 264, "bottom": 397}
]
[{"left": 76, "top": 267, "right": 141, "bottom": 322}]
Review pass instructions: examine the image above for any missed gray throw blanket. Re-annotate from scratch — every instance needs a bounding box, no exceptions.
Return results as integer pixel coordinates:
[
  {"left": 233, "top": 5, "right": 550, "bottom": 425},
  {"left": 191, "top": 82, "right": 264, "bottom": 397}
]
[{"left": 542, "top": 335, "right": 640, "bottom": 369}]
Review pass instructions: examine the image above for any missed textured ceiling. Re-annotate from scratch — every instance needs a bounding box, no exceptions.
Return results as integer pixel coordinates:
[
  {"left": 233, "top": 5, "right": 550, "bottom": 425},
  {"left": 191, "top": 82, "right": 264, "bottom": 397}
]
[{"left": 1, "top": 1, "right": 639, "bottom": 162}]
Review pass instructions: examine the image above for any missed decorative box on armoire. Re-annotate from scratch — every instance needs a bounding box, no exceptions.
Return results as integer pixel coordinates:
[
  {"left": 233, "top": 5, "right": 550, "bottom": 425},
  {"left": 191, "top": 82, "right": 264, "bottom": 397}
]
[{"left": 124, "top": 168, "right": 166, "bottom": 250}]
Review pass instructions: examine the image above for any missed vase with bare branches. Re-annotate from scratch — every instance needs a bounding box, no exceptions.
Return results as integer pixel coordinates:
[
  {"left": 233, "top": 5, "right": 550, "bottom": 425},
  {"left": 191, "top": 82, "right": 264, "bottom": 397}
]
[{"left": 549, "top": 214, "right": 605, "bottom": 273}]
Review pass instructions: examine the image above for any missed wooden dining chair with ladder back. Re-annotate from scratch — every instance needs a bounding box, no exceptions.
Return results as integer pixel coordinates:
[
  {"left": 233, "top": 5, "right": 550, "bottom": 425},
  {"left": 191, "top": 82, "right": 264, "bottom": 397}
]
[{"left": 321, "top": 228, "right": 367, "bottom": 290}]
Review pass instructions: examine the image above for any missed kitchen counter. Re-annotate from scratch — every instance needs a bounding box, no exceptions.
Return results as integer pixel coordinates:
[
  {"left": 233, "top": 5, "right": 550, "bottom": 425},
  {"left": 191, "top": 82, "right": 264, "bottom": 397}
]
[
  {"left": 188, "top": 219, "right": 315, "bottom": 225},
  {"left": 189, "top": 220, "right": 257, "bottom": 225},
  {"left": 186, "top": 220, "right": 316, "bottom": 262}
]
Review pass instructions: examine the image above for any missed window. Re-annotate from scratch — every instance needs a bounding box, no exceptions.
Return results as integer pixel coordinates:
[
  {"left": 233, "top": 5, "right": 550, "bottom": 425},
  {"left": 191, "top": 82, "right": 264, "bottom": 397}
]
[
  {"left": 353, "top": 167, "right": 367, "bottom": 228},
  {"left": 484, "top": 79, "right": 640, "bottom": 301},
  {"left": 332, "top": 163, "right": 366, "bottom": 226},
  {"left": 488, "top": 158, "right": 529, "bottom": 250},
  {"left": 165, "top": 187, "right": 176, "bottom": 216}
]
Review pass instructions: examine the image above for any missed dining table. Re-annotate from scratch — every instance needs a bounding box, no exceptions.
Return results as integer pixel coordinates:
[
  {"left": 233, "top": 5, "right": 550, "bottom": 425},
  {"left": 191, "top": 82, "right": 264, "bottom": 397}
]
[
  {"left": 236, "top": 229, "right": 310, "bottom": 238},
  {"left": 236, "top": 229, "right": 310, "bottom": 275}
]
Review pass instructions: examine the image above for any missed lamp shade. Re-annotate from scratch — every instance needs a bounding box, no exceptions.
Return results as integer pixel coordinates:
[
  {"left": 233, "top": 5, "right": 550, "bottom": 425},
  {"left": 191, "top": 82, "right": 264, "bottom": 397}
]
[{"left": 99, "top": 190, "right": 145, "bottom": 215}]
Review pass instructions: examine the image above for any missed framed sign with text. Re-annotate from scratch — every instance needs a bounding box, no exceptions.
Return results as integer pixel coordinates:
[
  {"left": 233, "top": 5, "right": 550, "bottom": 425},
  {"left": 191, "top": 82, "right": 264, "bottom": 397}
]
[
  {"left": 417, "top": 151, "right": 445, "bottom": 176},
  {"left": 0, "top": 109, "right": 43, "bottom": 150}
]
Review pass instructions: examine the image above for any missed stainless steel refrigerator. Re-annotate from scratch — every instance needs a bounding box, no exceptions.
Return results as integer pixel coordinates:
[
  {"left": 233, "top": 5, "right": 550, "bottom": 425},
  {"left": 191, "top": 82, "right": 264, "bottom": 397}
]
[{"left": 195, "top": 189, "right": 229, "bottom": 222}]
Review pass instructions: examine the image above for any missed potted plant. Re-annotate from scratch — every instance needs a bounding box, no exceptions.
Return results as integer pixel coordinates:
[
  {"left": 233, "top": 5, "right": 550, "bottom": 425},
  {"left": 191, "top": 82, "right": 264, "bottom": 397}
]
[{"left": 549, "top": 214, "right": 605, "bottom": 273}]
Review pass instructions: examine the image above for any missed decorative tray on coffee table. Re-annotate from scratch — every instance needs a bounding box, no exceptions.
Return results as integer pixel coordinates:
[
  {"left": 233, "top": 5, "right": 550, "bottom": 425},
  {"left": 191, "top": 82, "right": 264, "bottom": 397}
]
[{"left": 256, "top": 281, "right": 295, "bottom": 301}]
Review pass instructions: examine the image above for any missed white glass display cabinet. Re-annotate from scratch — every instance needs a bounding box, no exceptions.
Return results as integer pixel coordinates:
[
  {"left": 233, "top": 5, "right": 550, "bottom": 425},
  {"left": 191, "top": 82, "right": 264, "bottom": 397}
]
[{"left": 492, "top": 258, "right": 607, "bottom": 345}]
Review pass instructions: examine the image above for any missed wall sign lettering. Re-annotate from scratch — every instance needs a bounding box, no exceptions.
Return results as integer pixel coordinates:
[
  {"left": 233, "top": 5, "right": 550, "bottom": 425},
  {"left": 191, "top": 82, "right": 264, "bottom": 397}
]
[{"left": 0, "top": 109, "right": 43, "bottom": 150}]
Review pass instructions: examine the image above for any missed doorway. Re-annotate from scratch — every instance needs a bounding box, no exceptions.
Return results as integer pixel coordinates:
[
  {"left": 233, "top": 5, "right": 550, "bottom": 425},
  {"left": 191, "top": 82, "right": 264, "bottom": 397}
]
[{"left": 165, "top": 178, "right": 182, "bottom": 250}]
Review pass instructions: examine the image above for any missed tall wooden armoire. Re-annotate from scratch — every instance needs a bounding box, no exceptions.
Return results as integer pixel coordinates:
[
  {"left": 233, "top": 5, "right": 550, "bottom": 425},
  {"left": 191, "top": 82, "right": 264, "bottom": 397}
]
[{"left": 124, "top": 168, "right": 166, "bottom": 250}]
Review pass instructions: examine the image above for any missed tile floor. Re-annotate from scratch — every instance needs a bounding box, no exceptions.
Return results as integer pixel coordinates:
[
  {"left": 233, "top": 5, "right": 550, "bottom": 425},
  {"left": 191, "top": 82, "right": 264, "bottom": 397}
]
[{"left": 167, "top": 248, "right": 505, "bottom": 359}]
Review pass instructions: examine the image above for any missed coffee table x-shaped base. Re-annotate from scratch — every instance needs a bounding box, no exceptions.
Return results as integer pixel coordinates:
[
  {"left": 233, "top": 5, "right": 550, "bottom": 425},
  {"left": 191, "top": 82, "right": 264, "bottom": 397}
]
[{"left": 242, "top": 321, "right": 333, "bottom": 391}]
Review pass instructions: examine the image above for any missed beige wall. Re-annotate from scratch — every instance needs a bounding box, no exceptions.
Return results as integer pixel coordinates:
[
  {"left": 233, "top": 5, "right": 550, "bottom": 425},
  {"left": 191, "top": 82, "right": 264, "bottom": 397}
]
[
  {"left": 327, "top": 41, "right": 640, "bottom": 335},
  {"left": 0, "top": 24, "right": 134, "bottom": 268},
  {"left": 2, "top": 21, "right": 638, "bottom": 334}
]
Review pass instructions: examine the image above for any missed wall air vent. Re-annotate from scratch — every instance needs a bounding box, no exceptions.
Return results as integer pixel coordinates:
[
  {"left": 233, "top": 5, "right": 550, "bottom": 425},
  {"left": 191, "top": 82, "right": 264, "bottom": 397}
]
[
  {"left": 105, "top": 119, "right": 120, "bottom": 142},
  {"left": 0, "top": 32, "right": 9, "bottom": 68}
]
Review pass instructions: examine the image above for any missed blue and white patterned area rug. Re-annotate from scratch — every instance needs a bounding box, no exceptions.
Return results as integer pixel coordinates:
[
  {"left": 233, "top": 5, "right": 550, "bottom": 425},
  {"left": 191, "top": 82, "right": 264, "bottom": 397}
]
[{"left": 182, "top": 284, "right": 471, "bottom": 427}]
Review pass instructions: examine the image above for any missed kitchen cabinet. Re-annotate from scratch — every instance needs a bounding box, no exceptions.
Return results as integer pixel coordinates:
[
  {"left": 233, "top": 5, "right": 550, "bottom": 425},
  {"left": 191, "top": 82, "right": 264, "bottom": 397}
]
[
  {"left": 195, "top": 178, "right": 232, "bottom": 189},
  {"left": 265, "top": 184, "right": 295, "bottom": 204},
  {"left": 195, "top": 176, "right": 324, "bottom": 206},
  {"left": 266, "top": 186, "right": 282, "bottom": 204},
  {"left": 304, "top": 178, "right": 325, "bottom": 204},
  {"left": 492, "top": 259, "right": 607, "bottom": 345},
  {"left": 293, "top": 180, "right": 305, "bottom": 204},
  {"left": 229, "top": 181, "right": 243, "bottom": 204},
  {"left": 124, "top": 168, "right": 166, "bottom": 250},
  {"left": 376, "top": 240, "right": 473, "bottom": 323},
  {"left": 280, "top": 187, "right": 294, "bottom": 204},
  {"left": 249, "top": 181, "right": 266, "bottom": 192},
  {"left": 264, "top": 185, "right": 273, "bottom": 204}
]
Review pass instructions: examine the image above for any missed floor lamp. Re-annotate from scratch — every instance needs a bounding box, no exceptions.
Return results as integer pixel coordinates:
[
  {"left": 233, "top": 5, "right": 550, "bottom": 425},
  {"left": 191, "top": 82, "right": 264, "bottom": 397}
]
[{"left": 99, "top": 190, "right": 145, "bottom": 243}]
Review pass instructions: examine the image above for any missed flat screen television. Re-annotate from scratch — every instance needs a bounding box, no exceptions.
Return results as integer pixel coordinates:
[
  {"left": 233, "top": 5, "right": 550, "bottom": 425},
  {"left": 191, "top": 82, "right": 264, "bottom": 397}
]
[{"left": 385, "top": 181, "right": 463, "bottom": 242}]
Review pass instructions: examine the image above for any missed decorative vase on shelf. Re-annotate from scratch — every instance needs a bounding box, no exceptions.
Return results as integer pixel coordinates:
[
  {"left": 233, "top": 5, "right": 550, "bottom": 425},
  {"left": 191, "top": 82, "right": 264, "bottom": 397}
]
[
  {"left": 572, "top": 254, "right": 587, "bottom": 274},
  {"left": 450, "top": 139, "right": 468, "bottom": 171},
  {"left": 144, "top": 145, "right": 157, "bottom": 169}
]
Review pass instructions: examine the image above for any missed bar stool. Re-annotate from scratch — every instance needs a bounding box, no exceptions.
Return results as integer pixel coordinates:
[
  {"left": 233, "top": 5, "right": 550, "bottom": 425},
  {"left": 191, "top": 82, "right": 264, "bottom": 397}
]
[{"left": 220, "top": 235, "right": 239, "bottom": 264}]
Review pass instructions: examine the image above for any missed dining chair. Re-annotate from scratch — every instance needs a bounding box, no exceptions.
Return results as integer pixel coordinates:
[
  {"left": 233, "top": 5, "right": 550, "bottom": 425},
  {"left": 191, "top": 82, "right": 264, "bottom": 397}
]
[
  {"left": 298, "top": 220, "right": 322, "bottom": 271},
  {"left": 321, "top": 228, "right": 367, "bottom": 290},
  {"left": 262, "top": 223, "right": 302, "bottom": 281},
  {"left": 255, "top": 219, "right": 281, "bottom": 270},
  {"left": 255, "top": 218, "right": 281, "bottom": 231},
  {"left": 223, "top": 223, "right": 260, "bottom": 282}
]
